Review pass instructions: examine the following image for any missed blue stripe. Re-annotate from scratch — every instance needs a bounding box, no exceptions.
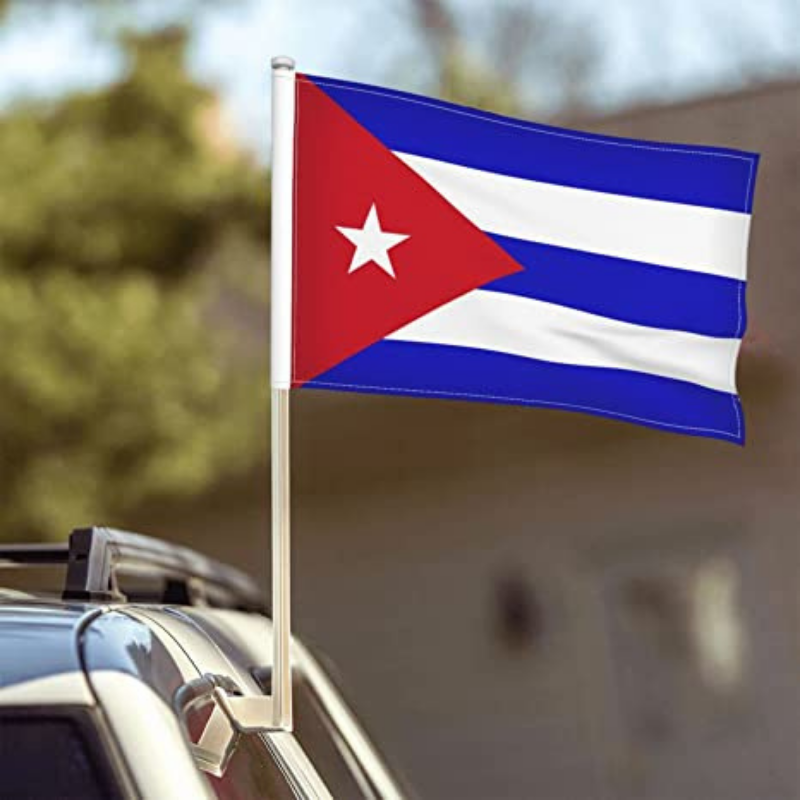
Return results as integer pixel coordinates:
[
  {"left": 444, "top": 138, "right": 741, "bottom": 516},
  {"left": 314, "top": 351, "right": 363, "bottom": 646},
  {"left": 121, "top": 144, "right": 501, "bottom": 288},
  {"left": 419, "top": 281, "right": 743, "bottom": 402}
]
[
  {"left": 303, "top": 341, "right": 744, "bottom": 444},
  {"left": 305, "top": 74, "right": 759, "bottom": 214},
  {"left": 484, "top": 235, "right": 746, "bottom": 338}
]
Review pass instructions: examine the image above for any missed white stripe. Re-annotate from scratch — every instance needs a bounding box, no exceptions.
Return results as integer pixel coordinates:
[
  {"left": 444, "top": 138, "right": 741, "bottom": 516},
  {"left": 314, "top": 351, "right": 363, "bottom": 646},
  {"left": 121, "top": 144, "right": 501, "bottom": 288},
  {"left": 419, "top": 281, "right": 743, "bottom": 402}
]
[
  {"left": 386, "top": 290, "right": 739, "bottom": 393},
  {"left": 395, "top": 152, "right": 750, "bottom": 281}
]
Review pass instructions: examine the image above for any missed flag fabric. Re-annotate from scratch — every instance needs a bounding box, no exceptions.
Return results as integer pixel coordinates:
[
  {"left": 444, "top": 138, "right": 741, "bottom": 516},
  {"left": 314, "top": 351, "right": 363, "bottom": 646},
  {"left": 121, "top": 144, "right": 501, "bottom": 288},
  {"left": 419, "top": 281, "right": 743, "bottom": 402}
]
[{"left": 289, "top": 74, "right": 759, "bottom": 444}]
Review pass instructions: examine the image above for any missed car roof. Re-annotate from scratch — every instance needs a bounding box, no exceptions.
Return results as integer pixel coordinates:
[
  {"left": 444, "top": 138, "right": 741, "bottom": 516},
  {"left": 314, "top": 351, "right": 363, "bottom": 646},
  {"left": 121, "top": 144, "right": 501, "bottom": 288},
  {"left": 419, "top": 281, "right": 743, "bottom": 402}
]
[
  {"left": 0, "top": 527, "right": 266, "bottom": 688},
  {"left": 0, "top": 598, "right": 93, "bottom": 688},
  {"left": 0, "top": 595, "right": 274, "bottom": 693}
]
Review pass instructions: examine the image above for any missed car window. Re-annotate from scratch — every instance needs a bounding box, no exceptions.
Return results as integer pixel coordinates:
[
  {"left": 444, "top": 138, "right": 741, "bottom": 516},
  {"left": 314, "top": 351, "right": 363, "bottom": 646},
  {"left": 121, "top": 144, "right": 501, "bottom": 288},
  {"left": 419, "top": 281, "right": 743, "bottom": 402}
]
[
  {"left": 293, "top": 675, "right": 378, "bottom": 799},
  {"left": 0, "top": 710, "right": 123, "bottom": 800},
  {"left": 203, "top": 733, "right": 297, "bottom": 800},
  {"left": 184, "top": 692, "right": 296, "bottom": 800}
]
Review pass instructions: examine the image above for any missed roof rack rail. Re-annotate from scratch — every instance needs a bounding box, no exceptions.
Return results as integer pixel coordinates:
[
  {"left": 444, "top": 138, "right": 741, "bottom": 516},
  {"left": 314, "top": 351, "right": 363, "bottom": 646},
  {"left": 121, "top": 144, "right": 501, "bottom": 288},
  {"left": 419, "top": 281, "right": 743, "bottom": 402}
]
[
  {"left": 0, "top": 527, "right": 266, "bottom": 613},
  {"left": 0, "top": 543, "right": 69, "bottom": 567}
]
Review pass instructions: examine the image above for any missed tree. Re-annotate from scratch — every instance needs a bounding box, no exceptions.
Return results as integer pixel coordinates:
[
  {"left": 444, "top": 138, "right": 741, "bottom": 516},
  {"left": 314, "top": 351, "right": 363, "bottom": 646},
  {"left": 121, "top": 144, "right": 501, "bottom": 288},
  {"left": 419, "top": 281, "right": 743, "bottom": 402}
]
[
  {"left": 405, "top": 0, "right": 598, "bottom": 115},
  {"left": 0, "top": 28, "right": 267, "bottom": 278},
  {"left": 404, "top": 0, "right": 800, "bottom": 117},
  {"left": 0, "top": 27, "right": 269, "bottom": 539}
]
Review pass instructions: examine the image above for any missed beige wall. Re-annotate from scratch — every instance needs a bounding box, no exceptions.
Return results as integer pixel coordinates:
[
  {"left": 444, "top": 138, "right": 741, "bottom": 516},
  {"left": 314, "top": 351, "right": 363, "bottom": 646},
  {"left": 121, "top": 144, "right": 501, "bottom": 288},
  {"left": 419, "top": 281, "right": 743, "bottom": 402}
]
[{"left": 136, "top": 81, "right": 800, "bottom": 799}]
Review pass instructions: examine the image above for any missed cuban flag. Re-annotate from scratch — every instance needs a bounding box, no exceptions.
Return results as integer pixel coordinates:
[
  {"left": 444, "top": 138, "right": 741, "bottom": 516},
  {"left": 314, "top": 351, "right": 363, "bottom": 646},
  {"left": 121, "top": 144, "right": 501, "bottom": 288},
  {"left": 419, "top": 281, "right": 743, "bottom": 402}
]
[{"left": 282, "top": 73, "right": 759, "bottom": 444}]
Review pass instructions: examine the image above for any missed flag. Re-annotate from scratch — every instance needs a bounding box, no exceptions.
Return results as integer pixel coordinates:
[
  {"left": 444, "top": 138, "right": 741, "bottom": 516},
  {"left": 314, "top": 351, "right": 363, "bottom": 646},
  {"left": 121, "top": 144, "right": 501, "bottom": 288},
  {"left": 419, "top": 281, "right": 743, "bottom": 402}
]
[{"left": 287, "top": 74, "right": 759, "bottom": 444}]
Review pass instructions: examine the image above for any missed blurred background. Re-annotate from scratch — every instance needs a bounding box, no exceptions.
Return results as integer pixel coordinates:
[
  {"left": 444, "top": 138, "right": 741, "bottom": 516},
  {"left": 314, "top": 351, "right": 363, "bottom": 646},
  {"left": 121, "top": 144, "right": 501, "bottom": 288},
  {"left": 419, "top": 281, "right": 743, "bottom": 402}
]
[{"left": 0, "top": 1, "right": 798, "bottom": 798}]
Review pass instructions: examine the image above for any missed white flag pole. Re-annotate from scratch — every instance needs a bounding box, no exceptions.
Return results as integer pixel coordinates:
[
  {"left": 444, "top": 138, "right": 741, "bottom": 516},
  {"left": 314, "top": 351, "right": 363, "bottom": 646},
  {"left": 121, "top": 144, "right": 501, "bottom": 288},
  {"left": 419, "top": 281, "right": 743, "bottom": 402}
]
[{"left": 270, "top": 55, "right": 296, "bottom": 731}]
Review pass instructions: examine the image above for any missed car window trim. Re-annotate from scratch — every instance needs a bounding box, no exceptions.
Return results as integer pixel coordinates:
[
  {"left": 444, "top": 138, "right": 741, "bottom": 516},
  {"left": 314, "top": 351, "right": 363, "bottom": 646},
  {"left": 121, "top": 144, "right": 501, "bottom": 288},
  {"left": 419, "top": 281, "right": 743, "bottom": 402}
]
[{"left": 294, "top": 645, "right": 407, "bottom": 800}]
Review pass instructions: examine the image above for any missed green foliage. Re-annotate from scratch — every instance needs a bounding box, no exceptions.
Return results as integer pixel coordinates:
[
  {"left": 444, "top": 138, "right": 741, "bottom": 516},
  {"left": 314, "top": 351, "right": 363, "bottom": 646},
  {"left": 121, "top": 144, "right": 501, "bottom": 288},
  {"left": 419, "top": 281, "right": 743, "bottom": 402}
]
[
  {"left": 0, "top": 28, "right": 268, "bottom": 539},
  {"left": 0, "top": 271, "right": 266, "bottom": 535},
  {"left": 0, "top": 29, "right": 268, "bottom": 278},
  {"left": 437, "top": 46, "right": 524, "bottom": 117}
]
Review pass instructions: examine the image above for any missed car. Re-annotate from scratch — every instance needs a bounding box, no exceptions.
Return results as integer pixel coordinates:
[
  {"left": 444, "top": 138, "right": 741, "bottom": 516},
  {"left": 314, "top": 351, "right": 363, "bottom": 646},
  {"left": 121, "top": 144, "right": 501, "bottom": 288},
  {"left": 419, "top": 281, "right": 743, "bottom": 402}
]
[{"left": 0, "top": 527, "right": 409, "bottom": 799}]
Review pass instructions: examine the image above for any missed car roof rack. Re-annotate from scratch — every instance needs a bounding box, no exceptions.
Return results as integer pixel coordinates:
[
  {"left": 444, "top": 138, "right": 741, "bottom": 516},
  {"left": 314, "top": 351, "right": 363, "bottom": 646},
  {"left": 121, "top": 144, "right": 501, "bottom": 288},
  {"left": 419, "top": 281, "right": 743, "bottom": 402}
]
[{"left": 0, "top": 527, "right": 266, "bottom": 613}]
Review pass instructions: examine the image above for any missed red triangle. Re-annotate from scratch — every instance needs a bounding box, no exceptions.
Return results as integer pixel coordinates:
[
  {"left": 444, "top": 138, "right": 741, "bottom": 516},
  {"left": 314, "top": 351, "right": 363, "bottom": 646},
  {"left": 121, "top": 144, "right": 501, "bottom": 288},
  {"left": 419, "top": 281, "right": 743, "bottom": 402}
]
[{"left": 292, "top": 76, "right": 523, "bottom": 385}]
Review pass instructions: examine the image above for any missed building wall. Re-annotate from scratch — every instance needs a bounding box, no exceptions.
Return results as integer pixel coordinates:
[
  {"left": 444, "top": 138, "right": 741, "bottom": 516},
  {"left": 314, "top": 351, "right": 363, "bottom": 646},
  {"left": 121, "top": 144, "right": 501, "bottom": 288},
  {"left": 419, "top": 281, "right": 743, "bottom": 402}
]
[{"left": 137, "top": 81, "right": 800, "bottom": 800}]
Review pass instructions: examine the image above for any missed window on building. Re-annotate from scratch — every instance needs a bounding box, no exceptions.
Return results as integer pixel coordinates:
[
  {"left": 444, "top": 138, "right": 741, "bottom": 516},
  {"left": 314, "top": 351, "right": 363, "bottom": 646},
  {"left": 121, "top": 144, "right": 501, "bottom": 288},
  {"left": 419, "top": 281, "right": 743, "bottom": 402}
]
[{"left": 601, "top": 548, "right": 750, "bottom": 746}]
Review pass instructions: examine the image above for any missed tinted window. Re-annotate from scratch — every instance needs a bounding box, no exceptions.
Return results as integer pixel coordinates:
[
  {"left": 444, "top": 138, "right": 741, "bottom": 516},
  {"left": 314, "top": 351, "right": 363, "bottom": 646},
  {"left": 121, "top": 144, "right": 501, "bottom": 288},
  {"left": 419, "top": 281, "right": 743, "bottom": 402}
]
[
  {"left": 184, "top": 696, "right": 295, "bottom": 800},
  {"left": 0, "top": 711, "right": 121, "bottom": 799},
  {"left": 293, "top": 677, "right": 376, "bottom": 799},
  {"left": 203, "top": 734, "right": 297, "bottom": 800}
]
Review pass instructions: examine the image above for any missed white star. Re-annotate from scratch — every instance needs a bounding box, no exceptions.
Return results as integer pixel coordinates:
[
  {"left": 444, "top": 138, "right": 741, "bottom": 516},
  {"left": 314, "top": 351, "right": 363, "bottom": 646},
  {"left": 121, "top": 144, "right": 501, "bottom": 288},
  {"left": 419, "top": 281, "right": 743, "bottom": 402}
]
[{"left": 335, "top": 203, "right": 410, "bottom": 279}]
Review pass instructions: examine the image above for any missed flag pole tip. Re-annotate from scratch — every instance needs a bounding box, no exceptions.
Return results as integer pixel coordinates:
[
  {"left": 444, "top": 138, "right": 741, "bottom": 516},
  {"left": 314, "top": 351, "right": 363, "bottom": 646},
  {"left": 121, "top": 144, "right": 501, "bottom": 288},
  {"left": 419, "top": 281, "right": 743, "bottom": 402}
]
[{"left": 271, "top": 56, "right": 296, "bottom": 71}]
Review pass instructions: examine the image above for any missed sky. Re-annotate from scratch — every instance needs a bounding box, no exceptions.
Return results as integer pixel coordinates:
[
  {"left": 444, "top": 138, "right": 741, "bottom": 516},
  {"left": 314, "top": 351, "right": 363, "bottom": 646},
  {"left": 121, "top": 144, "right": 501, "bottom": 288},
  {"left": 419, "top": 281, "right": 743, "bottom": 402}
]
[{"left": 0, "top": 0, "right": 796, "bottom": 159}]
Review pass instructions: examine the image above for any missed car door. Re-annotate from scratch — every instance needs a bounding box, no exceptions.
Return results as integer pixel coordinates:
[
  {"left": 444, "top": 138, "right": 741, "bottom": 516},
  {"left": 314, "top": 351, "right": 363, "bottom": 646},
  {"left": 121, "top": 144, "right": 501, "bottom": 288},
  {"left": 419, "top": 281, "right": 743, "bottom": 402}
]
[
  {"left": 117, "top": 606, "right": 333, "bottom": 800},
  {"left": 183, "top": 608, "right": 410, "bottom": 800}
]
